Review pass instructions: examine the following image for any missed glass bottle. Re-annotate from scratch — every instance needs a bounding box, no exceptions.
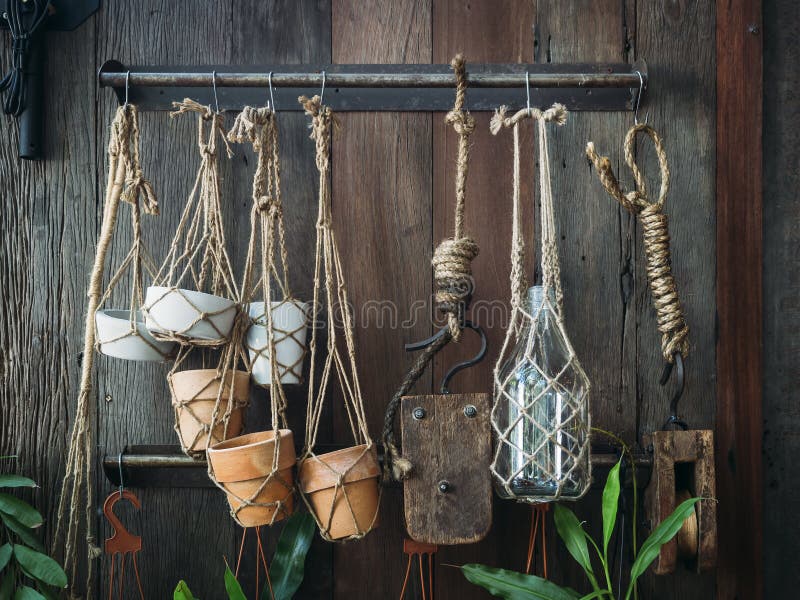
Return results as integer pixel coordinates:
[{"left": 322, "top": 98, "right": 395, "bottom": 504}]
[{"left": 493, "top": 285, "right": 591, "bottom": 502}]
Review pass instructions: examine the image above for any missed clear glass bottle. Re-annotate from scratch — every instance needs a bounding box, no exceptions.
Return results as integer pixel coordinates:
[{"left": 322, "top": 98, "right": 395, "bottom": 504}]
[{"left": 493, "top": 285, "right": 591, "bottom": 502}]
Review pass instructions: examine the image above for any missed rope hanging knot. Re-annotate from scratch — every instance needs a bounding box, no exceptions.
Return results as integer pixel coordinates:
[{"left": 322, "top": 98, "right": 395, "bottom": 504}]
[
  {"left": 585, "top": 123, "right": 689, "bottom": 362},
  {"left": 432, "top": 236, "right": 479, "bottom": 339}
]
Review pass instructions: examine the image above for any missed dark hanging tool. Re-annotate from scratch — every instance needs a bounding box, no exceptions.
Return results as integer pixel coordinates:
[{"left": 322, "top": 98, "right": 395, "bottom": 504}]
[{"left": 0, "top": 0, "right": 99, "bottom": 159}]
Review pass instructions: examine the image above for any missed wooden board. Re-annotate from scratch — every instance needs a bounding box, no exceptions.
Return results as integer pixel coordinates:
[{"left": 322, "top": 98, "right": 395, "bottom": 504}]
[
  {"left": 762, "top": 0, "right": 799, "bottom": 597},
  {"left": 401, "top": 393, "right": 492, "bottom": 545},
  {"left": 715, "top": 0, "right": 763, "bottom": 599}
]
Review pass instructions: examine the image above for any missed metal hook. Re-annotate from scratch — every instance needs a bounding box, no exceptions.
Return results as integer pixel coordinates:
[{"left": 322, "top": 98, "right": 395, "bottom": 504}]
[
  {"left": 211, "top": 70, "right": 220, "bottom": 113},
  {"left": 633, "top": 70, "right": 646, "bottom": 125},
  {"left": 659, "top": 352, "right": 687, "bottom": 430},
  {"left": 267, "top": 71, "right": 276, "bottom": 112},
  {"left": 320, "top": 70, "right": 326, "bottom": 105},
  {"left": 124, "top": 71, "right": 130, "bottom": 107},
  {"left": 525, "top": 71, "right": 531, "bottom": 113},
  {"left": 118, "top": 450, "right": 125, "bottom": 496}
]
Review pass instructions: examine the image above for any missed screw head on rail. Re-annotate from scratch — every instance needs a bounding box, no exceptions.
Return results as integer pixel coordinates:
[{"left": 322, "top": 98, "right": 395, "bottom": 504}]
[
  {"left": 464, "top": 404, "right": 477, "bottom": 418},
  {"left": 413, "top": 407, "right": 426, "bottom": 420}
]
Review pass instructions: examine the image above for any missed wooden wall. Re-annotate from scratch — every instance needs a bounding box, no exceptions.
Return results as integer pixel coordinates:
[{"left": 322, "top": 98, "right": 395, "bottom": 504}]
[{"left": 0, "top": 1, "right": 725, "bottom": 598}]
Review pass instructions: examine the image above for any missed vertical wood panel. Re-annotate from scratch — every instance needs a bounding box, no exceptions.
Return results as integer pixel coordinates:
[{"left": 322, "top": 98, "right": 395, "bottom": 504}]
[
  {"left": 332, "top": 1, "right": 432, "bottom": 598},
  {"left": 716, "top": 0, "right": 762, "bottom": 598}
]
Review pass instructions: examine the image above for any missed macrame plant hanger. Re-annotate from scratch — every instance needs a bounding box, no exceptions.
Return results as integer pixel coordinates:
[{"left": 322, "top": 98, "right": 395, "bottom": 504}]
[
  {"left": 55, "top": 102, "right": 157, "bottom": 598},
  {"left": 382, "top": 55, "right": 492, "bottom": 550},
  {"left": 296, "top": 91, "right": 381, "bottom": 542},
  {"left": 489, "top": 101, "right": 592, "bottom": 502},
  {"left": 157, "top": 99, "right": 250, "bottom": 459},
  {"left": 586, "top": 124, "right": 716, "bottom": 574}
]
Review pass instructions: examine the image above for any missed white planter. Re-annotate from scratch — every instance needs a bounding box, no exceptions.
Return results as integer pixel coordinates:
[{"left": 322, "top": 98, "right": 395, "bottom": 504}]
[
  {"left": 246, "top": 300, "right": 309, "bottom": 385},
  {"left": 143, "top": 286, "right": 237, "bottom": 344},
  {"left": 95, "top": 309, "right": 177, "bottom": 361}
]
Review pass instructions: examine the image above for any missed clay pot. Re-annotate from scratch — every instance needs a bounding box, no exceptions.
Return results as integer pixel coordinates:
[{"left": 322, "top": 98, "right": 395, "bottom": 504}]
[
  {"left": 207, "top": 430, "right": 296, "bottom": 527},
  {"left": 169, "top": 369, "right": 249, "bottom": 454},
  {"left": 246, "top": 300, "right": 309, "bottom": 386},
  {"left": 298, "top": 444, "right": 380, "bottom": 540},
  {"left": 95, "top": 309, "right": 177, "bottom": 361},
  {"left": 144, "top": 285, "right": 237, "bottom": 344}
]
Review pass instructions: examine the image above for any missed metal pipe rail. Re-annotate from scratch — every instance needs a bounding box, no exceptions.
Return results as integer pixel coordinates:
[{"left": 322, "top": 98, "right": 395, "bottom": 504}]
[{"left": 98, "top": 59, "right": 647, "bottom": 112}]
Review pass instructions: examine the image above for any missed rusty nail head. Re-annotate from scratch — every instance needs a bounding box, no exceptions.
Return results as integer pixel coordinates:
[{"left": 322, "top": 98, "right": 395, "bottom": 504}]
[
  {"left": 438, "top": 480, "right": 450, "bottom": 493},
  {"left": 464, "top": 404, "right": 477, "bottom": 418},
  {"left": 413, "top": 407, "right": 426, "bottom": 420}
]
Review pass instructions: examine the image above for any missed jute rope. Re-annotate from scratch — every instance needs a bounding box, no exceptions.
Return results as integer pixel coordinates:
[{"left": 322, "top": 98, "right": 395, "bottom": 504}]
[
  {"left": 585, "top": 124, "right": 689, "bottom": 362},
  {"left": 432, "top": 54, "right": 479, "bottom": 341},
  {"left": 381, "top": 55, "right": 480, "bottom": 482},
  {"left": 490, "top": 103, "right": 592, "bottom": 502},
  {"left": 298, "top": 95, "right": 379, "bottom": 541},
  {"left": 55, "top": 104, "right": 154, "bottom": 598}
]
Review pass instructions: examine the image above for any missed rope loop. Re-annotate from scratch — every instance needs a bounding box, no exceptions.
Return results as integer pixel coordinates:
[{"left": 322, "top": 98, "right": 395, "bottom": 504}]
[
  {"left": 586, "top": 124, "right": 688, "bottom": 362},
  {"left": 432, "top": 236, "right": 479, "bottom": 338}
]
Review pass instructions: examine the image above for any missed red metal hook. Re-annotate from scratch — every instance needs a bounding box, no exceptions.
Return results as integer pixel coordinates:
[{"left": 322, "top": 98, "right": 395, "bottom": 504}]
[{"left": 103, "top": 490, "right": 144, "bottom": 600}]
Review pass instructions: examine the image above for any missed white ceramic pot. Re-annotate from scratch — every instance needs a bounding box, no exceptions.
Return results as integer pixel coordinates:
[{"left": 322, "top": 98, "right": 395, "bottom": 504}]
[
  {"left": 95, "top": 309, "right": 177, "bottom": 361},
  {"left": 246, "top": 300, "right": 309, "bottom": 385},
  {"left": 143, "top": 286, "right": 237, "bottom": 344}
]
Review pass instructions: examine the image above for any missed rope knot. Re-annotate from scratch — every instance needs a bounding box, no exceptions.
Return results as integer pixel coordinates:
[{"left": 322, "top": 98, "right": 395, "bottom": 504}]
[
  {"left": 445, "top": 109, "right": 475, "bottom": 136},
  {"left": 432, "top": 236, "right": 479, "bottom": 339},
  {"left": 122, "top": 167, "right": 159, "bottom": 215}
]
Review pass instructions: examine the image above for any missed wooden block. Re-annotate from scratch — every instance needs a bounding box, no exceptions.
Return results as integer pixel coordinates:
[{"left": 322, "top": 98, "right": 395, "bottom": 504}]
[
  {"left": 644, "top": 429, "right": 717, "bottom": 575},
  {"left": 401, "top": 393, "right": 492, "bottom": 545}
]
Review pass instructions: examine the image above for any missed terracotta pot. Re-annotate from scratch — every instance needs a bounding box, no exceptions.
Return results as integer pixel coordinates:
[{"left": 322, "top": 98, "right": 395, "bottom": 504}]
[
  {"left": 207, "top": 430, "right": 296, "bottom": 527},
  {"left": 298, "top": 444, "right": 380, "bottom": 540},
  {"left": 246, "top": 300, "right": 309, "bottom": 386},
  {"left": 169, "top": 369, "right": 249, "bottom": 454},
  {"left": 144, "top": 285, "right": 237, "bottom": 344}
]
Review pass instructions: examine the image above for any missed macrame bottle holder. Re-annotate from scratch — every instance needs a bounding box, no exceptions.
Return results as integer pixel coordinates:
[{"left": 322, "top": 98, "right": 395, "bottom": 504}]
[
  {"left": 489, "top": 104, "right": 592, "bottom": 502},
  {"left": 56, "top": 104, "right": 156, "bottom": 596},
  {"left": 203, "top": 105, "right": 307, "bottom": 529},
  {"left": 296, "top": 95, "right": 381, "bottom": 542},
  {"left": 142, "top": 99, "right": 239, "bottom": 347}
]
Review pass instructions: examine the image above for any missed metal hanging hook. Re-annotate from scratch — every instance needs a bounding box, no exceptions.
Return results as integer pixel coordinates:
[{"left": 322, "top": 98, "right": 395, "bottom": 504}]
[
  {"left": 659, "top": 352, "right": 687, "bottom": 430},
  {"left": 124, "top": 71, "right": 130, "bottom": 107},
  {"left": 267, "top": 71, "right": 276, "bottom": 111},
  {"left": 319, "top": 70, "right": 326, "bottom": 105},
  {"left": 633, "top": 70, "right": 646, "bottom": 125},
  {"left": 211, "top": 70, "right": 220, "bottom": 113},
  {"left": 525, "top": 71, "right": 532, "bottom": 113},
  {"left": 118, "top": 450, "right": 125, "bottom": 496}
]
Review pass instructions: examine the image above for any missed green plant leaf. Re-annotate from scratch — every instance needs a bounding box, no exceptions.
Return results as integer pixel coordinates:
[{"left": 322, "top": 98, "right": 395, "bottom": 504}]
[
  {"left": 0, "top": 476, "right": 37, "bottom": 489},
  {"left": 461, "top": 564, "right": 581, "bottom": 600},
  {"left": 0, "top": 544, "right": 12, "bottom": 570},
  {"left": 174, "top": 580, "right": 198, "bottom": 600},
  {"left": 601, "top": 460, "right": 621, "bottom": 556},
  {"left": 625, "top": 497, "right": 702, "bottom": 599},
  {"left": 12, "top": 545, "right": 67, "bottom": 588},
  {"left": 267, "top": 512, "right": 316, "bottom": 600},
  {"left": 14, "top": 586, "right": 46, "bottom": 600},
  {"left": 224, "top": 565, "right": 246, "bottom": 600},
  {"left": 2, "top": 514, "right": 44, "bottom": 552},
  {"left": 553, "top": 504, "right": 595, "bottom": 584},
  {"left": 0, "top": 494, "right": 43, "bottom": 529}
]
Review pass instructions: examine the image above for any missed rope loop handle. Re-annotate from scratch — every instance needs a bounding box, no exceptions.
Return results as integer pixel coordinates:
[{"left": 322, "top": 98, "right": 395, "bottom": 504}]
[{"left": 586, "top": 124, "right": 688, "bottom": 362}]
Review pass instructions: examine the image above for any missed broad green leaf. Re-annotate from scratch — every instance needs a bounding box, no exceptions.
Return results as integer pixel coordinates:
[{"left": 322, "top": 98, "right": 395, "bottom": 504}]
[
  {"left": 0, "top": 494, "right": 43, "bottom": 528},
  {"left": 14, "top": 586, "right": 46, "bottom": 600},
  {"left": 0, "top": 544, "right": 12, "bottom": 570},
  {"left": 12, "top": 546, "right": 67, "bottom": 588},
  {"left": 461, "top": 564, "right": 580, "bottom": 600},
  {"left": 553, "top": 505, "right": 594, "bottom": 580},
  {"left": 601, "top": 460, "right": 621, "bottom": 556},
  {"left": 3, "top": 514, "right": 44, "bottom": 552},
  {"left": 267, "top": 512, "right": 316, "bottom": 600},
  {"left": 224, "top": 565, "right": 246, "bottom": 600},
  {"left": 0, "top": 476, "right": 37, "bottom": 489},
  {"left": 174, "top": 580, "right": 198, "bottom": 600},
  {"left": 625, "top": 497, "right": 702, "bottom": 599}
]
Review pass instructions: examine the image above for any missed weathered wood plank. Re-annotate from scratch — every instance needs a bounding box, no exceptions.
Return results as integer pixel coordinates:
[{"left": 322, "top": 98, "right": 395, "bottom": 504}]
[
  {"left": 715, "top": 0, "right": 762, "bottom": 599},
  {"left": 762, "top": 0, "right": 799, "bottom": 596},
  {"left": 331, "top": 1, "right": 432, "bottom": 598}
]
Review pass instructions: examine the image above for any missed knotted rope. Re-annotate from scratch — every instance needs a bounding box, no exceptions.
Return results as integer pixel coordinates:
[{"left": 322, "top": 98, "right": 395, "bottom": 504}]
[
  {"left": 433, "top": 55, "right": 479, "bottom": 340},
  {"left": 55, "top": 104, "right": 154, "bottom": 599},
  {"left": 381, "top": 55, "right": 481, "bottom": 482},
  {"left": 586, "top": 124, "right": 689, "bottom": 362},
  {"left": 298, "top": 95, "right": 379, "bottom": 541}
]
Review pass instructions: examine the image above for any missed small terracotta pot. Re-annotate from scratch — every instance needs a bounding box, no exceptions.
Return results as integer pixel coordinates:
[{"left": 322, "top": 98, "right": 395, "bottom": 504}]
[
  {"left": 169, "top": 369, "right": 249, "bottom": 454},
  {"left": 298, "top": 444, "right": 380, "bottom": 540},
  {"left": 207, "top": 430, "right": 296, "bottom": 527}
]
